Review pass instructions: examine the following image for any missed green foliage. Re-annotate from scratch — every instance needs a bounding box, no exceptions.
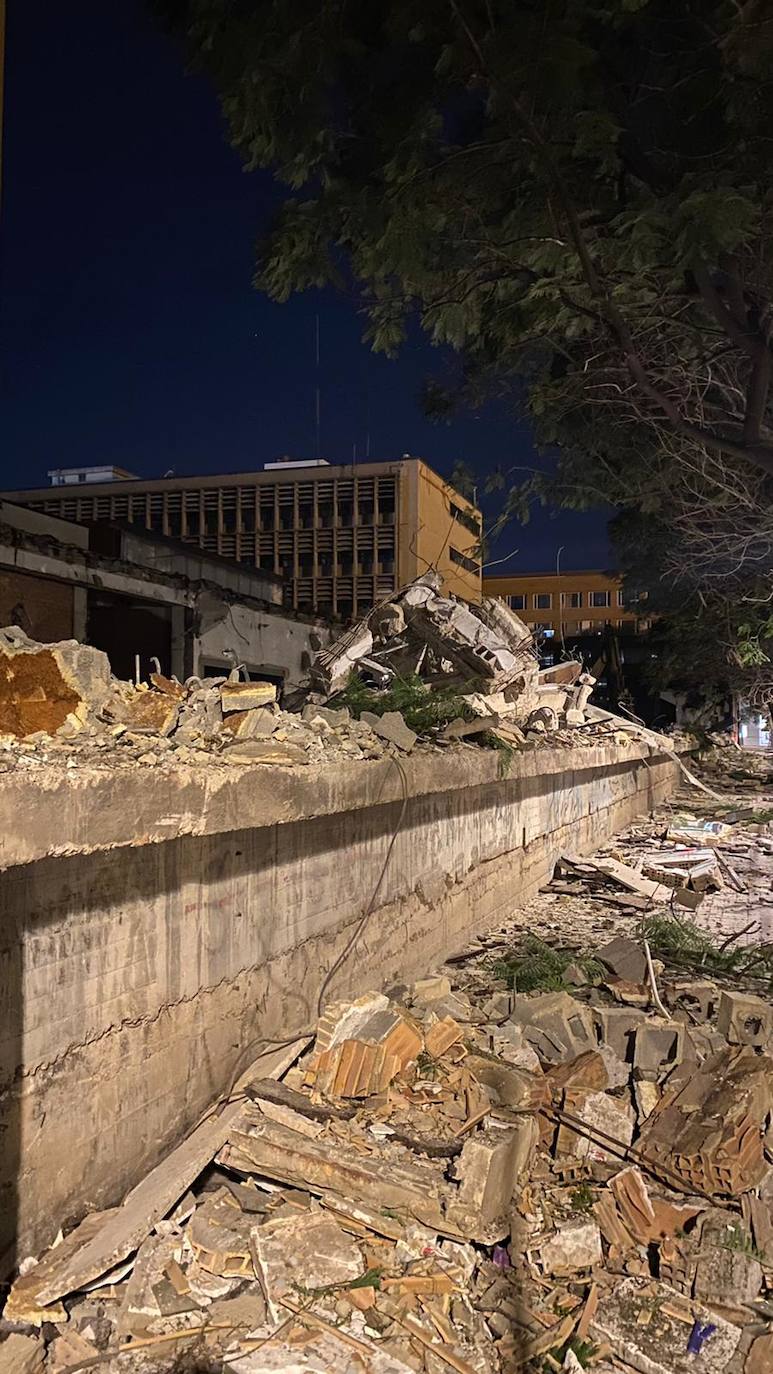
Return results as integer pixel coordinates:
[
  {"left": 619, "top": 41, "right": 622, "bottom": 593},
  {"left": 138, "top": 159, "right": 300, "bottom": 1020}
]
[
  {"left": 335, "top": 670, "right": 475, "bottom": 735},
  {"left": 156, "top": 0, "right": 773, "bottom": 708},
  {"left": 570, "top": 1183, "right": 595, "bottom": 1212},
  {"left": 491, "top": 937, "right": 604, "bottom": 993},
  {"left": 641, "top": 914, "right": 773, "bottom": 993}
]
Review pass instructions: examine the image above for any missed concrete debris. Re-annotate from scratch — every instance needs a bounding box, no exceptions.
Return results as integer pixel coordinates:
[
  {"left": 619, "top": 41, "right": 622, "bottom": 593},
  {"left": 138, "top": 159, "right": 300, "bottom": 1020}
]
[
  {"left": 534, "top": 1218, "right": 603, "bottom": 1274},
  {"left": 6, "top": 778, "right": 773, "bottom": 1374},
  {"left": 0, "top": 586, "right": 630, "bottom": 773}
]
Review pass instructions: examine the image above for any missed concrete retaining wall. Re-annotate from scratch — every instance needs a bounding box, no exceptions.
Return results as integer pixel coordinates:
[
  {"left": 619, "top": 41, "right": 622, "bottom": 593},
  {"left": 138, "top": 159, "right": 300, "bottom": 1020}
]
[{"left": 0, "top": 741, "right": 678, "bottom": 1266}]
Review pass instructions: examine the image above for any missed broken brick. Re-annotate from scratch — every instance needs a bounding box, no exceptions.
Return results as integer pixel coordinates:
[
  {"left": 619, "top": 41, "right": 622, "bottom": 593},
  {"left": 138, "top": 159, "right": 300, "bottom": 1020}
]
[
  {"left": 633, "top": 1019, "right": 686, "bottom": 1082},
  {"left": 510, "top": 991, "right": 595, "bottom": 1064}
]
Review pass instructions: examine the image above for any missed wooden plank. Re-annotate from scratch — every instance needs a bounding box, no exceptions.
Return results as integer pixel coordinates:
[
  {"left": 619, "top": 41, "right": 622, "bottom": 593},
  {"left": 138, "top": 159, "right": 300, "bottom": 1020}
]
[{"left": 22, "top": 1039, "right": 308, "bottom": 1309}]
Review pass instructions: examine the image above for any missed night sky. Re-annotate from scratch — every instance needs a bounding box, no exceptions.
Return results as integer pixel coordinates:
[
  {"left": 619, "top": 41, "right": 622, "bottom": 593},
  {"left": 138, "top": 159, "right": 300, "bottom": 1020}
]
[{"left": 0, "top": 0, "right": 612, "bottom": 571}]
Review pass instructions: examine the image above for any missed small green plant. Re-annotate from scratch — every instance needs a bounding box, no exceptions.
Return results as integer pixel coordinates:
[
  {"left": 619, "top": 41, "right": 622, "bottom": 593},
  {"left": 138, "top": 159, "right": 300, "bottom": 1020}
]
[
  {"left": 721, "top": 1224, "right": 766, "bottom": 1264},
  {"left": 570, "top": 1183, "right": 595, "bottom": 1212},
  {"left": 295, "top": 1267, "right": 383, "bottom": 1298},
  {"left": 641, "top": 914, "right": 773, "bottom": 993},
  {"left": 336, "top": 670, "right": 475, "bottom": 735},
  {"left": 544, "top": 1336, "right": 598, "bottom": 1371},
  {"left": 491, "top": 937, "right": 604, "bottom": 993}
]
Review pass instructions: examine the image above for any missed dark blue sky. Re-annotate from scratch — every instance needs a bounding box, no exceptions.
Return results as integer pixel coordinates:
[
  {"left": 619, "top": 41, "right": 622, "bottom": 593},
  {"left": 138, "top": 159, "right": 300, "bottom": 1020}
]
[{"left": 0, "top": 0, "right": 612, "bottom": 571}]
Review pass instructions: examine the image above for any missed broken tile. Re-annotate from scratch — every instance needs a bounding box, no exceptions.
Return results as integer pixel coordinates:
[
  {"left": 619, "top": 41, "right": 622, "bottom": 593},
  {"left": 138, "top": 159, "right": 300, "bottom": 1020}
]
[
  {"left": 558, "top": 1088, "right": 634, "bottom": 1164},
  {"left": 360, "top": 710, "right": 417, "bottom": 752}
]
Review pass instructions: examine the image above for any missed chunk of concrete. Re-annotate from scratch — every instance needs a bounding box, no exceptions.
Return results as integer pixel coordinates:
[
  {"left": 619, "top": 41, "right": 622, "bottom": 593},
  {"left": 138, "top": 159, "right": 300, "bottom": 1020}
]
[
  {"left": 693, "top": 1212, "right": 763, "bottom": 1307},
  {"left": 221, "top": 681, "right": 277, "bottom": 713},
  {"left": 0, "top": 1334, "right": 45, "bottom": 1374},
  {"left": 252, "top": 1211, "right": 364, "bottom": 1323},
  {"left": 510, "top": 991, "right": 595, "bottom": 1064},
  {"left": 360, "top": 710, "right": 417, "bottom": 752},
  {"left": 447, "top": 1121, "right": 537, "bottom": 1243},
  {"left": 0, "top": 628, "right": 113, "bottom": 738},
  {"left": 412, "top": 974, "right": 452, "bottom": 1004},
  {"left": 591, "top": 1276, "right": 742, "bottom": 1374},
  {"left": 486, "top": 1020, "right": 542, "bottom": 1072},
  {"left": 597, "top": 936, "right": 647, "bottom": 986},
  {"left": 665, "top": 979, "right": 719, "bottom": 1024},
  {"left": 558, "top": 1088, "right": 635, "bottom": 1164},
  {"left": 594, "top": 1005, "right": 647, "bottom": 1061},
  {"left": 633, "top": 1020, "right": 686, "bottom": 1082},
  {"left": 535, "top": 1219, "right": 602, "bottom": 1274},
  {"left": 717, "top": 990, "right": 773, "bottom": 1048},
  {"left": 302, "top": 703, "right": 351, "bottom": 727},
  {"left": 224, "top": 707, "right": 277, "bottom": 739}
]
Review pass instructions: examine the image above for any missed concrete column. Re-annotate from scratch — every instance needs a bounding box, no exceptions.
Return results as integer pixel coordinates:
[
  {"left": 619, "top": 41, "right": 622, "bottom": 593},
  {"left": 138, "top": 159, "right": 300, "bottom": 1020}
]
[
  {"left": 72, "top": 588, "right": 87, "bottom": 642},
  {"left": 170, "top": 605, "right": 186, "bottom": 680}
]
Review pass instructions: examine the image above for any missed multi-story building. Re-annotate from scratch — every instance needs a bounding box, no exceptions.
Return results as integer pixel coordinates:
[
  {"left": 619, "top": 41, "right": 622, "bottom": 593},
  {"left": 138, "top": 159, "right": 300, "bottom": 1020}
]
[
  {"left": 483, "top": 569, "right": 651, "bottom": 639},
  {"left": 5, "top": 457, "right": 482, "bottom": 617}
]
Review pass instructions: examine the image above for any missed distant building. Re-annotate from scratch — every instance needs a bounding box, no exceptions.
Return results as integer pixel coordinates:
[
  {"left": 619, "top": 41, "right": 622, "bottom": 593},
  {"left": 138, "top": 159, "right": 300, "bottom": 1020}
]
[
  {"left": 7, "top": 457, "right": 482, "bottom": 615},
  {"left": 483, "top": 569, "right": 652, "bottom": 639},
  {"left": 47, "top": 465, "right": 137, "bottom": 486},
  {"left": 0, "top": 501, "right": 327, "bottom": 689}
]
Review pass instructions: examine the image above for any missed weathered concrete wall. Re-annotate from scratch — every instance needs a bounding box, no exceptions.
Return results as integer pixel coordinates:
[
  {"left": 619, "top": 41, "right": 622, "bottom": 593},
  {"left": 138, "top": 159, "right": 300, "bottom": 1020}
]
[{"left": 0, "top": 741, "right": 678, "bottom": 1266}]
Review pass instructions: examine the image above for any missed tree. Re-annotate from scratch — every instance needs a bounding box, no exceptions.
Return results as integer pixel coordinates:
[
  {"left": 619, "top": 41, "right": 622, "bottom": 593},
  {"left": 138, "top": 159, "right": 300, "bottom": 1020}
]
[
  {"left": 158, "top": 0, "right": 773, "bottom": 467},
  {"left": 157, "top": 0, "right": 773, "bottom": 704}
]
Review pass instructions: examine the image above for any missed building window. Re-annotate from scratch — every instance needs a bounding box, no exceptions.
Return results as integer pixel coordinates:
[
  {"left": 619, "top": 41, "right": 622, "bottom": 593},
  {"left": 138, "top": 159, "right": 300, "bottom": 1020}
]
[
  {"left": 449, "top": 501, "right": 481, "bottom": 537},
  {"left": 507, "top": 593, "right": 526, "bottom": 610},
  {"left": 449, "top": 546, "right": 480, "bottom": 575},
  {"left": 590, "top": 590, "right": 611, "bottom": 608},
  {"left": 580, "top": 619, "right": 592, "bottom": 631},
  {"left": 638, "top": 618, "right": 652, "bottom": 633},
  {"left": 561, "top": 591, "right": 583, "bottom": 609},
  {"left": 617, "top": 589, "right": 625, "bottom": 607},
  {"left": 534, "top": 592, "right": 552, "bottom": 610}
]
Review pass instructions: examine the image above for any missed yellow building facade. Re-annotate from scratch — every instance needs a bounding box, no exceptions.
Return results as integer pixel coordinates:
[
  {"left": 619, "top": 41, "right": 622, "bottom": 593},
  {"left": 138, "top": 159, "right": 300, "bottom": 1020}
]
[
  {"left": 483, "top": 569, "right": 651, "bottom": 637},
  {"left": 8, "top": 458, "right": 482, "bottom": 617}
]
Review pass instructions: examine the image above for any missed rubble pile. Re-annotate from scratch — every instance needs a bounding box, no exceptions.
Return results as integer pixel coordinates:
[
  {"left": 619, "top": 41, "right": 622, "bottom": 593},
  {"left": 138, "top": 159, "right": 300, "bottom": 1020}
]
[
  {"left": 0, "top": 579, "right": 650, "bottom": 772},
  {"left": 7, "top": 831, "right": 773, "bottom": 1374}
]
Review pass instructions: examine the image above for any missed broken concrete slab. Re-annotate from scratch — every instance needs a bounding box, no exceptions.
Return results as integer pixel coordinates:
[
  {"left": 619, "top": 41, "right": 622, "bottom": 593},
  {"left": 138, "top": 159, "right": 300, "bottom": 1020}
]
[
  {"left": 558, "top": 1088, "right": 635, "bottom": 1164},
  {"left": 360, "top": 710, "right": 417, "bottom": 752},
  {"left": 591, "top": 1276, "right": 742, "bottom": 1374},
  {"left": 7, "top": 1041, "right": 306, "bottom": 1312},
  {"left": 0, "top": 1334, "right": 46, "bottom": 1373},
  {"left": 597, "top": 936, "right": 648, "bottom": 986},
  {"left": 535, "top": 1219, "right": 602, "bottom": 1274},
  {"left": 252, "top": 1210, "right": 364, "bottom": 1324},
  {"left": 221, "top": 681, "right": 277, "bottom": 713},
  {"left": 447, "top": 1122, "right": 537, "bottom": 1243},
  {"left": 223, "top": 707, "right": 277, "bottom": 740},
  {"left": 693, "top": 1212, "right": 763, "bottom": 1307}
]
